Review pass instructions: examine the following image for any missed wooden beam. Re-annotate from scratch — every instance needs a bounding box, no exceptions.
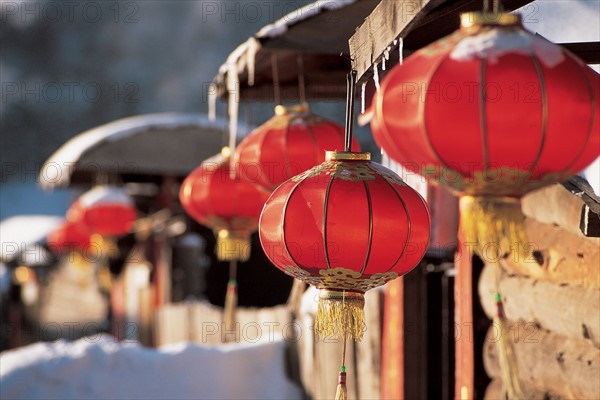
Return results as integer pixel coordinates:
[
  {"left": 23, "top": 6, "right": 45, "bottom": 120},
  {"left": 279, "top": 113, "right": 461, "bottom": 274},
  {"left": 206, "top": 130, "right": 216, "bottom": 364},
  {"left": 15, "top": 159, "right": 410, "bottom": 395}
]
[
  {"left": 350, "top": 0, "right": 537, "bottom": 82},
  {"left": 483, "top": 323, "right": 600, "bottom": 399},
  {"left": 500, "top": 218, "right": 600, "bottom": 290},
  {"left": 478, "top": 263, "right": 600, "bottom": 348}
]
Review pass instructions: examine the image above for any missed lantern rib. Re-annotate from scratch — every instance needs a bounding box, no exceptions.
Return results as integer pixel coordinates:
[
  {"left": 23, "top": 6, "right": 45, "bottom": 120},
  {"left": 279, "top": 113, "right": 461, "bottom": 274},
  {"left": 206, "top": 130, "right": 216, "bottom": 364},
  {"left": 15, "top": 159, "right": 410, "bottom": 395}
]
[
  {"left": 479, "top": 60, "right": 491, "bottom": 170},
  {"left": 305, "top": 123, "right": 320, "bottom": 166},
  {"left": 322, "top": 175, "right": 335, "bottom": 270},
  {"left": 359, "top": 180, "right": 374, "bottom": 274},
  {"left": 379, "top": 177, "right": 412, "bottom": 273},
  {"left": 525, "top": 54, "right": 549, "bottom": 179},
  {"left": 422, "top": 55, "right": 456, "bottom": 172},
  {"left": 559, "top": 55, "right": 597, "bottom": 176},
  {"left": 281, "top": 179, "right": 305, "bottom": 270}
]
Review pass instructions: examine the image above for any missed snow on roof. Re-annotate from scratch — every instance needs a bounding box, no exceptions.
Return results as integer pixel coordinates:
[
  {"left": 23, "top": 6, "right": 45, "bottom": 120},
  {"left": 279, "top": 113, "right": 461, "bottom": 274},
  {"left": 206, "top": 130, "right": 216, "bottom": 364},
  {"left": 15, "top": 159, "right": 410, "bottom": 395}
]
[
  {"left": 39, "top": 113, "right": 232, "bottom": 189},
  {"left": 0, "top": 335, "right": 303, "bottom": 400},
  {"left": 0, "top": 215, "right": 64, "bottom": 262}
]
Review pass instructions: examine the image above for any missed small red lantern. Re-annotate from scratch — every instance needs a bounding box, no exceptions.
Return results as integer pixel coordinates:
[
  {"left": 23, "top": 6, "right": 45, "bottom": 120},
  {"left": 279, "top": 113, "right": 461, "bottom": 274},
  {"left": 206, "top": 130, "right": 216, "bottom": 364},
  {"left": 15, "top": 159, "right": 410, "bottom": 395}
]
[
  {"left": 180, "top": 152, "right": 271, "bottom": 330},
  {"left": 68, "top": 186, "right": 136, "bottom": 237},
  {"left": 235, "top": 104, "right": 361, "bottom": 190},
  {"left": 47, "top": 221, "right": 93, "bottom": 254},
  {"left": 179, "top": 153, "right": 271, "bottom": 262},
  {"left": 371, "top": 12, "right": 599, "bottom": 254},
  {"left": 260, "top": 151, "right": 430, "bottom": 340}
]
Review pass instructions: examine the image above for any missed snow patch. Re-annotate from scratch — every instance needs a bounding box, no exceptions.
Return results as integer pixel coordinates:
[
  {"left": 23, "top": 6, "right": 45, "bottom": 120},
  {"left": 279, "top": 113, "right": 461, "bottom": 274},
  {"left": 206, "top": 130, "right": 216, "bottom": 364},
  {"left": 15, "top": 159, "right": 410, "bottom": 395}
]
[
  {"left": 450, "top": 29, "right": 565, "bottom": 67},
  {"left": 0, "top": 335, "right": 303, "bottom": 400}
]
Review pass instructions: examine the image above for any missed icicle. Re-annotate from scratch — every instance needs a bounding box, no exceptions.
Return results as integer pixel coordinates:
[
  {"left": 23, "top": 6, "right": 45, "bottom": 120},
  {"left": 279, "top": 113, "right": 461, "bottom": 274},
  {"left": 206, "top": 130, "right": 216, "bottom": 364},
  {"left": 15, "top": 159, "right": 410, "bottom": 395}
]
[
  {"left": 373, "top": 62, "right": 380, "bottom": 93},
  {"left": 226, "top": 62, "right": 239, "bottom": 175},
  {"left": 208, "top": 83, "right": 217, "bottom": 122},
  {"left": 246, "top": 38, "right": 260, "bottom": 87},
  {"left": 383, "top": 45, "right": 392, "bottom": 70},
  {"left": 399, "top": 37, "right": 404, "bottom": 64},
  {"left": 360, "top": 82, "right": 366, "bottom": 114}
]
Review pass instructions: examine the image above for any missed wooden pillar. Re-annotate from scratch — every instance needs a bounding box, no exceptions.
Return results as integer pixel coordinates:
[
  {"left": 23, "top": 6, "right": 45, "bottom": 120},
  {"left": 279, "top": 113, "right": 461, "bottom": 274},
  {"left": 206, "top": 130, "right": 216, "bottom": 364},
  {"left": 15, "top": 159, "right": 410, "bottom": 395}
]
[
  {"left": 455, "top": 231, "right": 474, "bottom": 399},
  {"left": 381, "top": 278, "right": 403, "bottom": 399}
]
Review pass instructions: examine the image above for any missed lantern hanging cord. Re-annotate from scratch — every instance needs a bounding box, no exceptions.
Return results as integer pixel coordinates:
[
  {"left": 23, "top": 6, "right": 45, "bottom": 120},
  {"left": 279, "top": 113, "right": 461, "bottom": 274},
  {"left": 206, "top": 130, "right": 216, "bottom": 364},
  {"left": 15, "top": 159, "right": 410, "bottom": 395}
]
[
  {"left": 344, "top": 70, "right": 357, "bottom": 152},
  {"left": 271, "top": 53, "right": 281, "bottom": 106},
  {"left": 297, "top": 54, "right": 306, "bottom": 105},
  {"left": 483, "top": 0, "right": 503, "bottom": 13}
]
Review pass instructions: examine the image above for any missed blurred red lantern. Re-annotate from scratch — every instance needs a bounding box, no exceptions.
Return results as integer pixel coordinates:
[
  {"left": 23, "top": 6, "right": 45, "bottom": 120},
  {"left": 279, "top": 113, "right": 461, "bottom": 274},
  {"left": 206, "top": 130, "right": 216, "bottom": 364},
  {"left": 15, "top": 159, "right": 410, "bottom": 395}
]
[
  {"left": 47, "top": 221, "right": 93, "bottom": 254},
  {"left": 260, "top": 151, "right": 430, "bottom": 340},
  {"left": 179, "top": 153, "right": 271, "bottom": 262},
  {"left": 235, "top": 104, "right": 361, "bottom": 190},
  {"left": 371, "top": 12, "right": 599, "bottom": 254},
  {"left": 68, "top": 186, "right": 136, "bottom": 237}
]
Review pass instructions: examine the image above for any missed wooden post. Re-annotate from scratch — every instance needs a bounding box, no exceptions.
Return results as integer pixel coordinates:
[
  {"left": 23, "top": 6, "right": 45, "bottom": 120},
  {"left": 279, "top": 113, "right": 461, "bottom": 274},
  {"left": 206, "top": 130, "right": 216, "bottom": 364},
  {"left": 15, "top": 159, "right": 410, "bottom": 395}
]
[
  {"left": 455, "top": 233, "right": 474, "bottom": 400},
  {"left": 381, "top": 278, "right": 403, "bottom": 399}
]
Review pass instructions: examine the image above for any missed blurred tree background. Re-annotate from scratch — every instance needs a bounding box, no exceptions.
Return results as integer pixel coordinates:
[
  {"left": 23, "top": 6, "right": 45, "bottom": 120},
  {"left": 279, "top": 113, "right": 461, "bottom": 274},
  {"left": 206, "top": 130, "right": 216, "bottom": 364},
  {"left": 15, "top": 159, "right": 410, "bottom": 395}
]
[{"left": 1, "top": 0, "right": 350, "bottom": 217}]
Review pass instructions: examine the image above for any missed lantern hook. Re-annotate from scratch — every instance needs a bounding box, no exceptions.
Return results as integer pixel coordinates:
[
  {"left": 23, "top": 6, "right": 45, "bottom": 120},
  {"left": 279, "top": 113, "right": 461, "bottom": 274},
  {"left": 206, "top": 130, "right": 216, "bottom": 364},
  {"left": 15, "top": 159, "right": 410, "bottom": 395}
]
[{"left": 344, "top": 70, "right": 357, "bottom": 152}]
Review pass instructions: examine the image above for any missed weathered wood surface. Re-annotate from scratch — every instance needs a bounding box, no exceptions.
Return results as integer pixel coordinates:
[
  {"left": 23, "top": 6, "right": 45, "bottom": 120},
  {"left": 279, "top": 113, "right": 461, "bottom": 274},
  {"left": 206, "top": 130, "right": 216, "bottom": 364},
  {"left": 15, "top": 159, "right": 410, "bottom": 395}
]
[
  {"left": 522, "top": 184, "right": 600, "bottom": 246},
  {"left": 296, "top": 287, "right": 382, "bottom": 400},
  {"left": 501, "top": 218, "right": 600, "bottom": 290},
  {"left": 484, "top": 378, "right": 563, "bottom": 400},
  {"left": 483, "top": 323, "right": 600, "bottom": 399},
  {"left": 478, "top": 264, "right": 600, "bottom": 348}
]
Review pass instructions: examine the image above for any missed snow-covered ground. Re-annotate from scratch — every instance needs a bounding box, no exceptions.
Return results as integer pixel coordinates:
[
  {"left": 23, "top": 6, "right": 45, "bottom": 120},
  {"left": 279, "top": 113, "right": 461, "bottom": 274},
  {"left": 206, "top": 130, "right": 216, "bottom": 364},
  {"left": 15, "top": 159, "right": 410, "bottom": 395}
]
[{"left": 0, "top": 335, "right": 303, "bottom": 400}]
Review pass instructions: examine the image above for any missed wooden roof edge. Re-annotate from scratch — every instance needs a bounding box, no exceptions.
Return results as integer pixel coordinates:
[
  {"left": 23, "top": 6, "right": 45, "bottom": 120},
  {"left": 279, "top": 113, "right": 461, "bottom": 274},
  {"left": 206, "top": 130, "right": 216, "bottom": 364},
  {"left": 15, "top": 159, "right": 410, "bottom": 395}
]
[{"left": 349, "top": 0, "right": 538, "bottom": 84}]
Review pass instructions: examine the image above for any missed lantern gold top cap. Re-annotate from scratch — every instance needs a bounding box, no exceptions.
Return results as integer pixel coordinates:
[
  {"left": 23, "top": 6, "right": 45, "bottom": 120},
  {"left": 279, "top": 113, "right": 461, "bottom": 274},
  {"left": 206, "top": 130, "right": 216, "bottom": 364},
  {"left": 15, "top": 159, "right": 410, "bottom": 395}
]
[
  {"left": 274, "top": 103, "right": 309, "bottom": 116},
  {"left": 326, "top": 151, "right": 371, "bottom": 161},
  {"left": 460, "top": 12, "right": 521, "bottom": 29}
]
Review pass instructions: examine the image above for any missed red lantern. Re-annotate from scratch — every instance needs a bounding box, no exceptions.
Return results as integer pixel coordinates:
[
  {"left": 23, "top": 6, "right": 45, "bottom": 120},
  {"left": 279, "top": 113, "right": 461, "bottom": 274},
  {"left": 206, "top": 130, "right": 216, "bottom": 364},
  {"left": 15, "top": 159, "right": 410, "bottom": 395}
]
[
  {"left": 235, "top": 104, "right": 361, "bottom": 190},
  {"left": 68, "top": 186, "right": 136, "bottom": 236},
  {"left": 47, "top": 221, "right": 93, "bottom": 254},
  {"left": 259, "top": 151, "right": 430, "bottom": 340},
  {"left": 371, "top": 12, "right": 599, "bottom": 254},
  {"left": 179, "top": 153, "right": 270, "bottom": 262}
]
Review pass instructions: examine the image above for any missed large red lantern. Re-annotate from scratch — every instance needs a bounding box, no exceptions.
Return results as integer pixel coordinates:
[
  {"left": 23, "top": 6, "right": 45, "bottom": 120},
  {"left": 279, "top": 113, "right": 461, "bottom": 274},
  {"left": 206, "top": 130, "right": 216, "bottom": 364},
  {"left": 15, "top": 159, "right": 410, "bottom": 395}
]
[
  {"left": 47, "top": 221, "right": 93, "bottom": 254},
  {"left": 235, "top": 104, "right": 361, "bottom": 190},
  {"left": 180, "top": 153, "right": 271, "bottom": 262},
  {"left": 68, "top": 186, "right": 136, "bottom": 237},
  {"left": 371, "top": 12, "right": 599, "bottom": 255},
  {"left": 260, "top": 151, "right": 430, "bottom": 340}
]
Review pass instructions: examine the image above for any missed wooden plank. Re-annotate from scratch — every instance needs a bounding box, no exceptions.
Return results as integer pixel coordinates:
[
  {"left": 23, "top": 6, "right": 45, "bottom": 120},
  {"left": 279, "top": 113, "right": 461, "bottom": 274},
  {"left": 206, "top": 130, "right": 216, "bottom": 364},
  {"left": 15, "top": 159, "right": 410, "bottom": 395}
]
[
  {"left": 454, "top": 232, "right": 474, "bottom": 400},
  {"left": 522, "top": 184, "right": 600, "bottom": 245},
  {"left": 349, "top": 0, "right": 437, "bottom": 80},
  {"left": 350, "top": 0, "right": 536, "bottom": 82},
  {"left": 478, "top": 263, "right": 600, "bottom": 348},
  {"left": 501, "top": 218, "right": 600, "bottom": 290},
  {"left": 483, "top": 323, "right": 600, "bottom": 399}
]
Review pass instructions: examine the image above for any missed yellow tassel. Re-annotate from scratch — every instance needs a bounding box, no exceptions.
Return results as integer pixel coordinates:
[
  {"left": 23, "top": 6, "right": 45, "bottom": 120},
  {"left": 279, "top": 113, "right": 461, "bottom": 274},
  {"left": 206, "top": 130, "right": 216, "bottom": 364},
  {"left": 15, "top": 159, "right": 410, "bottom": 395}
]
[
  {"left": 224, "top": 280, "right": 237, "bottom": 332},
  {"left": 216, "top": 230, "right": 251, "bottom": 262},
  {"left": 494, "top": 292, "right": 524, "bottom": 399},
  {"left": 316, "top": 290, "right": 365, "bottom": 341},
  {"left": 459, "top": 196, "right": 528, "bottom": 260},
  {"left": 335, "top": 369, "right": 347, "bottom": 400}
]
